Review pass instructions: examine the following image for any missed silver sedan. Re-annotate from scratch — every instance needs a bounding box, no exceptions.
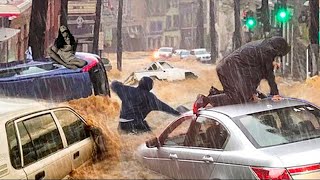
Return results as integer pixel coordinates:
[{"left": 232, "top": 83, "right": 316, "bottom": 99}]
[{"left": 136, "top": 98, "right": 320, "bottom": 179}]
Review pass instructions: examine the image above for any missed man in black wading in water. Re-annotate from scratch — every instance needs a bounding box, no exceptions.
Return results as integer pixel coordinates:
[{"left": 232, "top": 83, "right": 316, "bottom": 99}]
[
  {"left": 111, "top": 77, "right": 181, "bottom": 134},
  {"left": 195, "top": 36, "right": 291, "bottom": 108}
]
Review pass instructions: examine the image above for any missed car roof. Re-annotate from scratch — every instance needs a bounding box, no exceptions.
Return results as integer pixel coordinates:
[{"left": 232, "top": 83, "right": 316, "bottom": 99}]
[
  {"left": 176, "top": 49, "right": 187, "bottom": 51},
  {"left": 0, "top": 97, "right": 67, "bottom": 122},
  {"left": 192, "top": 48, "right": 206, "bottom": 51},
  {"left": 159, "top": 47, "right": 173, "bottom": 49},
  {"left": 0, "top": 52, "right": 98, "bottom": 72},
  {"left": 203, "top": 98, "right": 308, "bottom": 118}
]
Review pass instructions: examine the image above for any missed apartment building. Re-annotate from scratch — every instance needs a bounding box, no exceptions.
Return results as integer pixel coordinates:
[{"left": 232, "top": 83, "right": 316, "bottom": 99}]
[{"left": 102, "top": 0, "right": 147, "bottom": 52}]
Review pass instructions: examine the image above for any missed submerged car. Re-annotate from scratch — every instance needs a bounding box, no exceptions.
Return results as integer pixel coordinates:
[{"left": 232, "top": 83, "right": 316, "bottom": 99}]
[
  {"left": 0, "top": 52, "right": 110, "bottom": 101},
  {"left": 173, "top": 49, "right": 194, "bottom": 60},
  {"left": 0, "top": 97, "right": 94, "bottom": 179},
  {"left": 191, "top": 48, "right": 211, "bottom": 63},
  {"left": 137, "top": 98, "right": 320, "bottom": 179},
  {"left": 101, "top": 57, "right": 112, "bottom": 71},
  {"left": 124, "top": 61, "right": 198, "bottom": 84},
  {"left": 153, "top": 47, "right": 174, "bottom": 59}
]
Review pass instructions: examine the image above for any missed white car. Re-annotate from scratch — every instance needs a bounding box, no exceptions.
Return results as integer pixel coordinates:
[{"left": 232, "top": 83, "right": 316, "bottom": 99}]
[
  {"left": 0, "top": 98, "right": 94, "bottom": 179},
  {"left": 173, "top": 49, "right": 193, "bottom": 59},
  {"left": 191, "top": 48, "right": 211, "bottom": 62},
  {"left": 153, "top": 47, "right": 174, "bottom": 59},
  {"left": 124, "top": 61, "right": 198, "bottom": 84}
]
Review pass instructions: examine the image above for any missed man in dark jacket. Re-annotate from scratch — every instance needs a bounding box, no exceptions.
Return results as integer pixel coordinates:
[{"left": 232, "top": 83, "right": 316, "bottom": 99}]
[
  {"left": 196, "top": 36, "right": 290, "bottom": 108},
  {"left": 111, "top": 77, "right": 181, "bottom": 134}
]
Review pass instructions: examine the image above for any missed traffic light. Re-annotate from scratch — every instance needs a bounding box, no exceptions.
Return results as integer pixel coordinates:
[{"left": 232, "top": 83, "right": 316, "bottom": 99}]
[
  {"left": 275, "top": 8, "right": 292, "bottom": 23},
  {"left": 274, "top": 0, "right": 292, "bottom": 23},
  {"left": 245, "top": 17, "right": 257, "bottom": 30}
]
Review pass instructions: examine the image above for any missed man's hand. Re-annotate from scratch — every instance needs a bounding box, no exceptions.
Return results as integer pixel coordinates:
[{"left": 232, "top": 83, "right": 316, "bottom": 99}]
[
  {"left": 195, "top": 94, "right": 210, "bottom": 109},
  {"left": 251, "top": 94, "right": 261, "bottom": 102},
  {"left": 273, "top": 61, "right": 281, "bottom": 70},
  {"left": 272, "top": 95, "right": 283, "bottom": 101}
]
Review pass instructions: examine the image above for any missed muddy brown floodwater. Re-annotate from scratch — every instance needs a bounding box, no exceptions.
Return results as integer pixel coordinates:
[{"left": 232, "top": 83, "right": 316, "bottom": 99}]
[{"left": 68, "top": 52, "right": 320, "bottom": 179}]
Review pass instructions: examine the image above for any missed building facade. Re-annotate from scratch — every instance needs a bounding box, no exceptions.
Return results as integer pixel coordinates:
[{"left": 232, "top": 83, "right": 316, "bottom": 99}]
[
  {"left": 163, "top": 0, "right": 180, "bottom": 48},
  {"left": 179, "top": 0, "right": 209, "bottom": 49},
  {"left": 102, "top": 0, "right": 147, "bottom": 52},
  {"left": 0, "top": 0, "right": 32, "bottom": 62},
  {"left": 145, "top": 0, "right": 167, "bottom": 50},
  {"left": 67, "top": 0, "right": 97, "bottom": 52},
  {"left": 1, "top": 0, "right": 61, "bottom": 62},
  {"left": 100, "top": 0, "right": 211, "bottom": 51}
]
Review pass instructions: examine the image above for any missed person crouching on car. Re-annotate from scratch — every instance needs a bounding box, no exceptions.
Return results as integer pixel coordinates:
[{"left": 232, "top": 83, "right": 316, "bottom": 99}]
[
  {"left": 111, "top": 77, "right": 181, "bottom": 134},
  {"left": 47, "top": 25, "right": 87, "bottom": 69},
  {"left": 195, "top": 36, "right": 290, "bottom": 108}
]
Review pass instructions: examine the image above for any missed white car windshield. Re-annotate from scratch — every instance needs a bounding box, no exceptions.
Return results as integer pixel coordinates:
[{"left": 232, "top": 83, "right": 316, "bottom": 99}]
[
  {"left": 159, "top": 62, "right": 173, "bottom": 69},
  {"left": 194, "top": 50, "right": 208, "bottom": 55},
  {"left": 181, "top": 51, "right": 190, "bottom": 55},
  {"left": 234, "top": 105, "right": 320, "bottom": 148},
  {"left": 159, "top": 48, "right": 172, "bottom": 52}
]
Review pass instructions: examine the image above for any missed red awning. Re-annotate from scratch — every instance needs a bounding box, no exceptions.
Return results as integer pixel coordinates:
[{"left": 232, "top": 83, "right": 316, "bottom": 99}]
[{"left": 0, "top": 4, "right": 21, "bottom": 17}]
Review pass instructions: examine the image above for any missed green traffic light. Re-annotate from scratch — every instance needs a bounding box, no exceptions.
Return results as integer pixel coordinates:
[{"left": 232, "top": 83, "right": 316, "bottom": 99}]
[
  {"left": 276, "top": 8, "right": 291, "bottom": 23},
  {"left": 280, "top": 12, "right": 287, "bottom": 18},
  {"left": 245, "top": 17, "right": 257, "bottom": 29}
]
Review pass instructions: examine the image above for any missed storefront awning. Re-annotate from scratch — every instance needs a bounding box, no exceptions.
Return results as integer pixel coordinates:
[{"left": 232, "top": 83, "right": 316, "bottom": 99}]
[
  {"left": 0, "top": 4, "right": 21, "bottom": 17},
  {"left": 0, "top": 28, "right": 20, "bottom": 42}
]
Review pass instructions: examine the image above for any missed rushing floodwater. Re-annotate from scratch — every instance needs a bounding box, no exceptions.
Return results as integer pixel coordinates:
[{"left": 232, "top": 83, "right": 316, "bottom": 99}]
[{"left": 68, "top": 53, "right": 320, "bottom": 179}]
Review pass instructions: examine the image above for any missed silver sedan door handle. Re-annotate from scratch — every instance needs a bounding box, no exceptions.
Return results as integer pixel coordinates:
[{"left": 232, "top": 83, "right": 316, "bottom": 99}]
[
  {"left": 202, "top": 155, "right": 214, "bottom": 163},
  {"left": 169, "top": 153, "right": 178, "bottom": 159}
]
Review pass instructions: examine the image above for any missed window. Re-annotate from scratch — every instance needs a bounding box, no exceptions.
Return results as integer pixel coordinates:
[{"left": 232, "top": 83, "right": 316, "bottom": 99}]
[
  {"left": 6, "top": 121, "right": 21, "bottom": 168},
  {"left": 159, "top": 62, "right": 173, "bottom": 69},
  {"left": 173, "top": 15, "right": 179, "bottom": 28},
  {"left": 172, "top": 0, "right": 179, "bottom": 8},
  {"left": 0, "top": 64, "right": 60, "bottom": 78},
  {"left": 190, "top": 117, "right": 229, "bottom": 149},
  {"left": 163, "top": 118, "right": 193, "bottom": 146},
  {"left": 166, "top": 16, "right": 172, "bottom": 30},
  {"left": 158, "top": 22, "right": 163, "bottom": 31},
  {"left": 150, "top": 21, "right": 163, "bottom": 32},
  {"left": 55, "top": 110, "right": 90, "bottom": 146},
  {"left": 17, "top": 114, "right": 63, "bottom": 166},
  {"left": 235, "top": 105, "right": 320, "bottom": 148},
  {"left": 148, "top": 64, "right": 158, "bottom": 71}
]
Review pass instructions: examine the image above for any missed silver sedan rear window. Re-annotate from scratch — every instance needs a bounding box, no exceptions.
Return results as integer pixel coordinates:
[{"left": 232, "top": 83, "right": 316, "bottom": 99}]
[{"left": 234, "top": 105, "right": 320, "bottom": 148}]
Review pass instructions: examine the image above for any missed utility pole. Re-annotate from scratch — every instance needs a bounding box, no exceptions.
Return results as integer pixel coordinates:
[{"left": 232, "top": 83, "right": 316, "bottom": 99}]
[
  {"left": 309, "top": 0, "right": 319, "bottom": 75},
  {"left": 93, "top": 0, "right": 102, "bottom": 54},
  {"left": 196, "top": 0, "right": 205, "bottom": 48},
  {"left": 117, "top": 0, "right": 123, "bottom": 71},
  {"left": 191, "top": 2, "right": 194, "bottom": 49},
  {"left": 60, "top": 0, "right": 68, "bottom": 26},
  {"left": 233, "top": 0, "right": 241, "bottom": 49},
  {"left": 210, "top": 0, "right": 218, "bottom": 63},
  {"left": 28, "top": 0, "right": 48, "bottom": 59}
]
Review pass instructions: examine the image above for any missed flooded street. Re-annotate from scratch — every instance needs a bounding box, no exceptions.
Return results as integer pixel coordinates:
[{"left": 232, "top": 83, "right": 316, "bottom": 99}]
[
  {"left": 68, "top": 52, "right": 320, "bottom": 179},
  {"left": 0, "top": 0, "right": 318, "bottom": 179}
]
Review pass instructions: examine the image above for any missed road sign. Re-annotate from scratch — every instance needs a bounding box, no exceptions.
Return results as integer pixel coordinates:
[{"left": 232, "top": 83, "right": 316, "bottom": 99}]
[{"left": 76, "top": 16, "right": 84, "bottom": 28}]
